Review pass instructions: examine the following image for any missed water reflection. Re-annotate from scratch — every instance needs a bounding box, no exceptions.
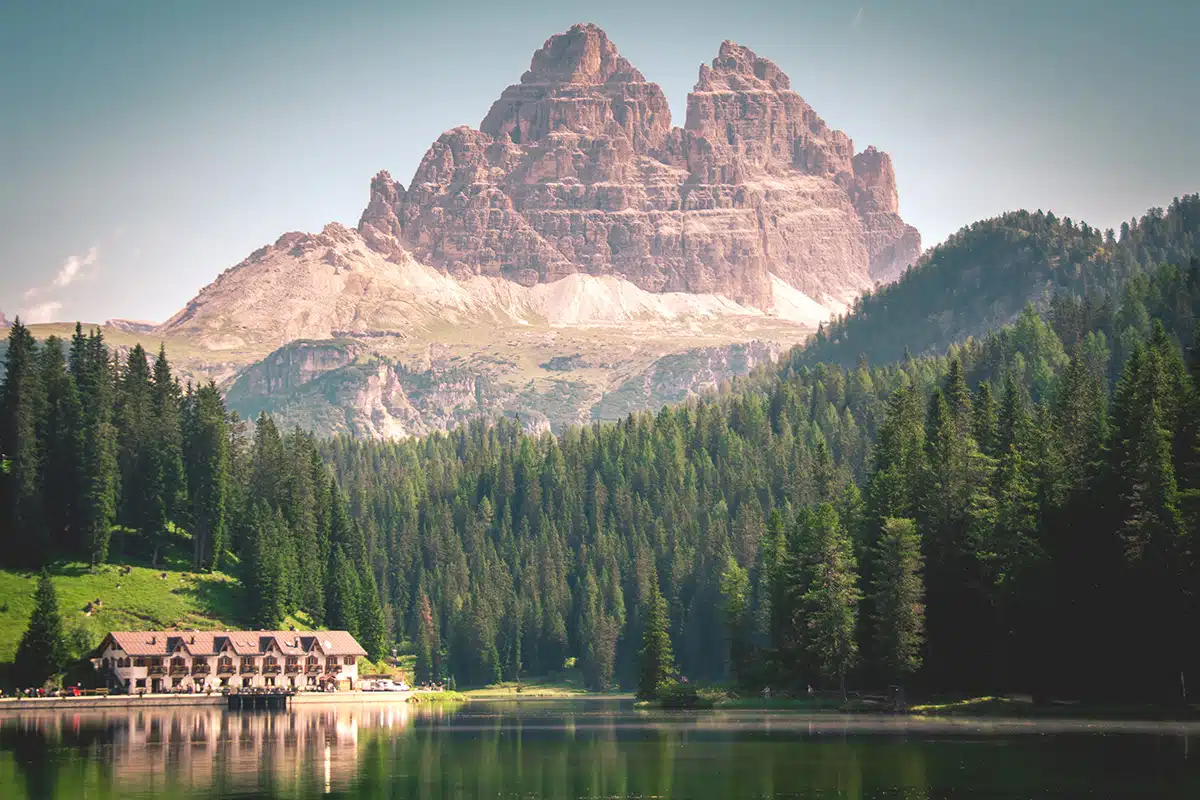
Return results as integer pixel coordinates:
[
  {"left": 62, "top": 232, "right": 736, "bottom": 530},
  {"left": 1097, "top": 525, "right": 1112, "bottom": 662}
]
[{"left": 0, "top": 701, "right": 1197, "bottom": 799}]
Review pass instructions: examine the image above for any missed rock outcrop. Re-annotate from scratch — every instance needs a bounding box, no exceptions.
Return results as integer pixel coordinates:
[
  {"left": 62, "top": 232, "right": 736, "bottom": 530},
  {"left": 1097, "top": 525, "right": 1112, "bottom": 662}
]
[
  {"left": 359, "top": 24, "right": 919, "bottom": 305},
  {"left": 151, "top": 22, "right": 921, "bottom": 442}
]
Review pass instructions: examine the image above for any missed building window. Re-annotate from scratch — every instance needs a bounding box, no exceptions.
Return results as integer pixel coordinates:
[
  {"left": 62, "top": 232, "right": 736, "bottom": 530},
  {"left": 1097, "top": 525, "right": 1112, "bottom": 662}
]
[
  {"left": 134, "top": 657, "right": 146, "bottom": 667},
  {"left": 344, "top": 656, "right": 355, "bottom": 666}
]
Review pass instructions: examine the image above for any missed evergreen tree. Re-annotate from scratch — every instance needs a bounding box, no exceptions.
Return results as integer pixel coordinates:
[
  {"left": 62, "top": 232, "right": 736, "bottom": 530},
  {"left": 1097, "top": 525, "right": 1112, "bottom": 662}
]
[
  {"left": 870, "top": 517, "right": 925, "bottom": 695},
  {"left": 246, "top": 503, "right": 288, "bottom": 629},
  {"left": 148, "top": 345, "right": 186, "bottom": 558},
  {"left": 76, "top": 329, "right": 119, "bottom": 566},
  {"left": 0, "top": 319, "right": 45, "bottom": 564},
  {"left": 182, "top": 382, "right": 229, "bottom": 570},
  {"left": 14, "top": 572, "right": 68, "bottom": 687},
  {"left": 37, "top": 337, "right": 84, "bottom": 557},
  {"left": 637, "top": 578, "right": 675, "bottom": 699},
  {"left": 793, "top": 503, "right": 861, "bottom": 699}
]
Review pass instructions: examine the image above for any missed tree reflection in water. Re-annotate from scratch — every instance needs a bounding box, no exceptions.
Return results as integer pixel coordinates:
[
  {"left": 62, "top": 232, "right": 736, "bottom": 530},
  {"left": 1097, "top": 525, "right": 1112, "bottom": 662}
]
[{"left": 0, "top": 701, "right": 1198, "bottom": 799}]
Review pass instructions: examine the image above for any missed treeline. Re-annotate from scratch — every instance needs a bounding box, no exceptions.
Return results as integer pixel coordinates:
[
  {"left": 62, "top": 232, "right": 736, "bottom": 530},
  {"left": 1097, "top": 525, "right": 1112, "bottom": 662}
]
[
  {"left": 800, "top": 195, "right": 1200, "bottom": 368},
  {"left": 323, "top": 260, "right": 1200, "bottom": 699},
  {"left": 0, "top": 323, "right": 385, "bottom": 658}
]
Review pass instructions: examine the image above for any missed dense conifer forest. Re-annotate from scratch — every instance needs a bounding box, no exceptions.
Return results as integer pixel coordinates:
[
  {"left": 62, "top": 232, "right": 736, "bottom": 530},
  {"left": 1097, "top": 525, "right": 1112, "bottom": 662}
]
[
  {"left": 3, "top": 211, "right": 1200, "bottom": 701},
  {"left": 801, "top": 194, "right": 1200, "bottom": 367}
]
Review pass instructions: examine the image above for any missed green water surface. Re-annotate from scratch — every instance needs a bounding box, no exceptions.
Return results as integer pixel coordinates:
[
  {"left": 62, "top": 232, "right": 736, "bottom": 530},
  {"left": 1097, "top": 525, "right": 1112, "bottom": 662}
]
[{"left": 1, "top": 699, "right": 1197, "bottom": 798}]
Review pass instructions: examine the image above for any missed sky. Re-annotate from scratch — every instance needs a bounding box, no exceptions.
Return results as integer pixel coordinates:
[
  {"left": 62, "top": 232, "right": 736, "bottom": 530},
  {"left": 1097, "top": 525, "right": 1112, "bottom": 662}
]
[{"left": 2, "top": 0, "right": 1198, "bottom": 325}]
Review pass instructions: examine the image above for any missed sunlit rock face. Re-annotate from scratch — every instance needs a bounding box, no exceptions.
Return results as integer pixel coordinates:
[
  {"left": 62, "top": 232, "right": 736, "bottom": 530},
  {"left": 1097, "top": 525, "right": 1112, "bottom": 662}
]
[
  {"left": 361, "top": 24, "right": 919, "bottom": 306},
  {"left": 152, "top": 23, "right": 922, "bottom": 441}
]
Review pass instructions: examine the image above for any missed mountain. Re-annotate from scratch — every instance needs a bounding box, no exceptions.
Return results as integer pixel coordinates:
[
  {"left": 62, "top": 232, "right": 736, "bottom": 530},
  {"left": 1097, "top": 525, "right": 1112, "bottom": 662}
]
[
  {"left": 18, "top": 24, "right": 918, "bottom": 439},
  {"left": 793, "top": 196, "right": 1200, "bottom": 369},
  {"left": 141, "top": 24, "right": 920, "bottom": 437}
]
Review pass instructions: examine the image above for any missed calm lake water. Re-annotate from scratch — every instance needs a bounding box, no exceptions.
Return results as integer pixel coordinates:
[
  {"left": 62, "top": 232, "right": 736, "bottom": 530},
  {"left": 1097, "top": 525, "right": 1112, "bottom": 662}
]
[{"left": 1, "top": 699, "right": 1198, "bottom": 798}]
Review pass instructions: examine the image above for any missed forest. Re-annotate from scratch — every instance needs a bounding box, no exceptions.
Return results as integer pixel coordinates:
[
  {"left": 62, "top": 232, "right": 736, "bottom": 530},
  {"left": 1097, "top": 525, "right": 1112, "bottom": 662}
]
[
  {"left": 2, "top": 238, "right": 1200, "bottom": 703},
  {"left": 0, "top": 323, "right": 387, "bottom": 664}
]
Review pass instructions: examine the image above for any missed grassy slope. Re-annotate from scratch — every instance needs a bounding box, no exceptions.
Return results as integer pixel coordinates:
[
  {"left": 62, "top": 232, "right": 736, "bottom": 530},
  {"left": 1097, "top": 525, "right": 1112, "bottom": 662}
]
[{"left": 0, "top": 559, "right": 246, "bottom": 667}]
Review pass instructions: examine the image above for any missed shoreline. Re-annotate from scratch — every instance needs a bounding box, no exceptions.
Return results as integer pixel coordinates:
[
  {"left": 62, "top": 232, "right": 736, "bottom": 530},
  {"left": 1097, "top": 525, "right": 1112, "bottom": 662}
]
[{"left": 0, "top": 689, "right": 458, "bottom": 713}]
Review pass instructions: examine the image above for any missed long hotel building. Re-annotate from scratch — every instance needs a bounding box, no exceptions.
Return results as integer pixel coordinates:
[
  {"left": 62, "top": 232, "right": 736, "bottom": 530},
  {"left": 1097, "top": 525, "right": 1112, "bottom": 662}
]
[{"left": 94, "top": 630, "right": 367, "bottom": 693}]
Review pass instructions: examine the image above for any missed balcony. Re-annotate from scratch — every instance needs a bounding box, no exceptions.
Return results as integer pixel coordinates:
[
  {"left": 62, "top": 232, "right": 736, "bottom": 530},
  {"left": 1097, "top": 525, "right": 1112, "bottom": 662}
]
[
  {"left": 285, "top": 664, "right": 301, "bottom": 674},
  {"left": 239, "top": 665, "right": 259, "bottom": 675},
  {"left": 305, "top": 663, "right": 322, "bottom": 673},
  {"left": 326, "top": 665, "right": 342, "bottom": 675},
  {"left": 148, "top": 665, "right": 167, "bottom": 676},
  {"left": 169, "top": 665, "right": 189, "bottom": 676},
  {"left": 192, "top": 665, "right": 211, "bottom": 675},
  {"left": 263, "top": 664, "right": 281, "bottom": 675},
  {"left": 217, "top": 664, "right": 236, "bottom": 676}
]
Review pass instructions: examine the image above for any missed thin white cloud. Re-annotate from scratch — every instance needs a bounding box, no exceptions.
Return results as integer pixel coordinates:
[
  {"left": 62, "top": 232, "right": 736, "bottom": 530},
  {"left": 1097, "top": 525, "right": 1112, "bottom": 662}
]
[
  {"left": 852, "top": 7, "right": 864, "bottom": 28},
  {"left": 52, "top": 245, "right": 99, "bottom": 289},
  {"left": 21, "top": 301, "right": 63, "bottom": 324},
  {"left": 17, "top": 244, "right": 102, "bottom": 321}
]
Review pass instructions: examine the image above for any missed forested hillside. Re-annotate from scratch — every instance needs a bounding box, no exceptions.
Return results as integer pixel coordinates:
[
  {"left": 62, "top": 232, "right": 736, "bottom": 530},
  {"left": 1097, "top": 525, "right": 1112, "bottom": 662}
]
[
  {"left": 0, "top": 323, "right": 388, "bottom": 666},
  {"left": 323, "top": 260, "right": 1200, "bottom": 699},
  {"left": 3, "top": 259, "right": 1199, "bottom": 701},
  {"left": 798, "top": 195, "right": 1200, "bottom": 368}
]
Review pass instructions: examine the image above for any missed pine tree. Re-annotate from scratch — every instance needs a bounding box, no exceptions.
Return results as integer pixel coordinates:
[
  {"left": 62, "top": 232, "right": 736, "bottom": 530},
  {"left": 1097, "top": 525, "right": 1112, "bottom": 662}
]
[
  {"left": 74, "top": 329, "right": 119, "bottom": 566},
  {"left": 246, "top": 503, "right": 288, "bottom": 629},
  {"left": 116, "top": 344, "right": 155, "bottom": 541},
  {"left": 414, "top": 588, "right": 440, "bottom": 684},
  {"left": 637, "top": 578, "right": 675, "bottom": 699},
  {"left": 149, "top": 345, "right": 186, "bottom": 558},
  {"left": 356, "top": 552, "right": 387, "bottom": 661},
  {"left": 870, "top": 517, "right": 925, "bottom": 697},
  {"left": 37, "top": 337, "right": 84, "bottom": 557},
  {"left": 326, "top": 545, "right": 361, "bottom": 635},
  {"left": 182, "top": 382, "right": 230, "bottom": 570},
  {"left": 0, "top": 319, "right": 46, "bottom": 565},
  {"left": 718, "top": 553, "right": 751, "bottom": 684},
  {"left": 14, "top": 572, "right": 68, "bottom": 688},
  {"left": 793, "top": 503, "right": 861, "bottom": 699}
]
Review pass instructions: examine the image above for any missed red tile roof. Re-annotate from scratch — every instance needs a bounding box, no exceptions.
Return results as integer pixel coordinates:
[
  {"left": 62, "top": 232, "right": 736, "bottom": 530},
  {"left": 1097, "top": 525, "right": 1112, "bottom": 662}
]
[{"left": 99, "top": 630, "right": 367, "bottom": 658}]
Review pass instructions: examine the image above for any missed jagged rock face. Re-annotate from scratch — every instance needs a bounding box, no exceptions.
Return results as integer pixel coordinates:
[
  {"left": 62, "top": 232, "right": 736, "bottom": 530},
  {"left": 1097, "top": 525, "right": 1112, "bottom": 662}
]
[
  {"left": 361, "top": 24, "right": 919, "bottom": 305},
  {"left": 480, "top": 23, "right": 672, "bottom": 154}
]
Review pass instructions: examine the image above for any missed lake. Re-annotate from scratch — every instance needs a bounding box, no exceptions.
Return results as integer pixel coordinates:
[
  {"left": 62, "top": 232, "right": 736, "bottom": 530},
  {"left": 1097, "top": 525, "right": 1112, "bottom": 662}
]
[{"left": 1, "top": 699, "right": 1198, "bottom": 798}]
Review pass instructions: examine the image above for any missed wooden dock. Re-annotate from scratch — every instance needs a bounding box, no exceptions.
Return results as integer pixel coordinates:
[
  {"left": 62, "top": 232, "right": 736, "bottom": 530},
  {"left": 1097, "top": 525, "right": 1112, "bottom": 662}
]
[{"left": 226, "top": 692, "right": 294, "bottom": 711}]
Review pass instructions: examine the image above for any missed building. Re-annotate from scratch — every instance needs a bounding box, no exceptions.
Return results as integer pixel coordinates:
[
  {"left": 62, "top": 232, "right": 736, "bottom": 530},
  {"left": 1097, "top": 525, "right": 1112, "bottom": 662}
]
[{"left": 93, "top": 631, "right": 367, "bottom": 693}]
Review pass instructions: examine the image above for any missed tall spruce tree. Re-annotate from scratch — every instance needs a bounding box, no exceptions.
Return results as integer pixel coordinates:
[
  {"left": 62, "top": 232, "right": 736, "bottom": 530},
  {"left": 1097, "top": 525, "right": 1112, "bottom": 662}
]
[
  {"left": 75, "top": 329, "right": 119, "bottom": 566},
  {"left": 870, "top": 517, "right": 925, "bottom": 697},
  {"left": 793, "top": 503, "right": 861, "bottom": 699},
  {"left": 182, "top": 382, "right": 230, "bottom": 570},
  {"left": 37, "top": 336, "right": 84, "bottom": 557},
  {"left": 14, "top": 572, "right": 68, "bottom": 688},
  {"left": 637, "top": 578, "right": 675, "bottom": 699},
  {"left": 1, "top": 319, "right": 45, "bottom": 564}
]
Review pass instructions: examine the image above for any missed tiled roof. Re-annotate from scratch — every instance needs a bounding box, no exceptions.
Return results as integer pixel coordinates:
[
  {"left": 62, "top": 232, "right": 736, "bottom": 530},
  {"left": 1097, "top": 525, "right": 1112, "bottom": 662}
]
[{"left": 101, "top": 630, "right": 367, "bottom": 658}]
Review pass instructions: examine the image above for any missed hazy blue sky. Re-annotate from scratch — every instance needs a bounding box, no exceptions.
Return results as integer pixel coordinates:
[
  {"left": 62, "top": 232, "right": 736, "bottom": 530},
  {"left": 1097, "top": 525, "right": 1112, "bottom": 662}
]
[{"left": 2, "top": 0, "right": 1197, "bottom": 324}]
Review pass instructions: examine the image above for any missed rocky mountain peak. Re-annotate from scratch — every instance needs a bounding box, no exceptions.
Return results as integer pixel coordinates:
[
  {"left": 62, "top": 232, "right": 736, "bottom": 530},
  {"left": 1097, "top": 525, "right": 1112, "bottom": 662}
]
[
  {"left": 524, "top": 23, "right": 643, "bottom": 85},
  {"left": 696, "top": 40, "right": 791, "bottom": 92},
  {"left": 479, "top": 23, "right": 671, "bottom": 151}
]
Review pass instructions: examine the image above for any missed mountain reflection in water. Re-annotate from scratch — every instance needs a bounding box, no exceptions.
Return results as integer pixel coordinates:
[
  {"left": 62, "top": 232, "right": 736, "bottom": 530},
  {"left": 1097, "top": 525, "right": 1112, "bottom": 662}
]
[{"left": 1, "top": 700, "right": 1199, "bottom": 799}]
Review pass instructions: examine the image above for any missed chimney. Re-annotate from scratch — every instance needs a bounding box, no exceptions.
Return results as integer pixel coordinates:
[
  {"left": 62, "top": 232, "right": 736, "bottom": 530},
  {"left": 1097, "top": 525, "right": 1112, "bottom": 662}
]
[{"left": 150, "top": 636, "right": 156, "bottom": 644}]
